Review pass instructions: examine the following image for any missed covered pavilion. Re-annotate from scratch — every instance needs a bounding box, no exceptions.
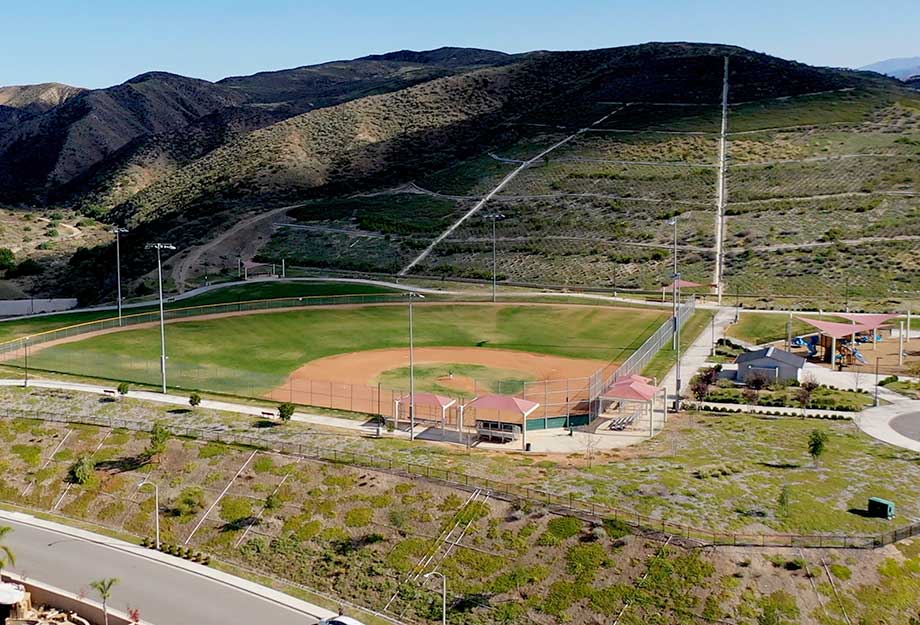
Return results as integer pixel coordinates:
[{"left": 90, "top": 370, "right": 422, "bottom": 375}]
[
  {"left": 459, "top": 394, "right": 540, "bottom": 450},
  {"left": 600, "top": 375, "right": 668, "bottom": 436},
  {"left": 393, "top": 392, "right": 457, "bottom": 432}
]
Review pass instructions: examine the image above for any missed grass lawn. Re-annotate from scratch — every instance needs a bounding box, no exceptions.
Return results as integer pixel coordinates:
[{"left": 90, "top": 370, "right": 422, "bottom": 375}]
[
  {"left": 883, "top": 379, "right": 920, "bottom": 400},
  {"left": 20, "top": 304, "right": 667, "bottom": 395},
  {"left": 0, "top": 281, "right": 396, "bottom": 343},
  {"left": 376, "top": 363, "right": 535, "bottom": 397},
  {"left": 726, "top": 312, "right": 847, "bottom": 345},
  {"left": 643, "top": 310, "right": 715, "bottom": 381}
]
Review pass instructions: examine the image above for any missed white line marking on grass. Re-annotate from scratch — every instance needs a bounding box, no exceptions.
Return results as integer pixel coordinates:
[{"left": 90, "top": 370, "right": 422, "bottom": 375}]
[
  {"left": 184, "top": 450, "right": 257, "bottom": 545},
  {"left": 52, "top": 431, "right": 111, "bottom": 511},
  {"left": 22, "top": 429, "right": 73, "bottom": 497},
  {"left": 399, "top": 106, "right": 624, "bottom": 275},
  {"left": 234, "top": 459, "right": 298, "bottom": 548}
]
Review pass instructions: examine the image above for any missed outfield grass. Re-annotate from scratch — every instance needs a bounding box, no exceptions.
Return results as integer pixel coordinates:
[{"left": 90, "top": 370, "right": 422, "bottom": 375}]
[
  {"left": 0, "top": 281, "right": 396, "bottom": 343},
  {"left": 19, "top": 304, "right": 667, "bottom": 395}
]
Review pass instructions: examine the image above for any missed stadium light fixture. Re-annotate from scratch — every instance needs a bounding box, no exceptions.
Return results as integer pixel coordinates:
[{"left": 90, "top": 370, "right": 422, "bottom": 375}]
[
  {"left": 146, "top": 243, "right": 176, "bottom": 393},
  {"left": 668, "top": 217, "right": 682, "bottom": 412},
  {"left": 111, "top": 227, "right": 128, "bottom": 325}
]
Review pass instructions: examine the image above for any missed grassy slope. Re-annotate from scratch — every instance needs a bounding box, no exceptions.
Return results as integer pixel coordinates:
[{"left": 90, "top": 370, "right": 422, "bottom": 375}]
[
  {"left": 22, "top": 304, "right": 667, "bottom": 393},
  {"left": 0, "top": 281, "right": 395, "bottom": 343}
]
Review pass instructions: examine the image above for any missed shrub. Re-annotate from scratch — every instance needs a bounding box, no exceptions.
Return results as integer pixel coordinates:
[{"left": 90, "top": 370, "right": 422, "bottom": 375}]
[
  {"left": 602, "top": 517, "right": 631, "bottom": 539},
  {"left": 116, "top": 382, "right": 130, "bottom": 396},
  {"left": 188, "top": 393, "right": 201, "bottom": 407},
  {"left": 171, "top": 487, "right": 205, "bottom": 518},
  {"left": 344, "top": 507, "right": 374, "bottom": 527},
  {"left": 277, "top": 403, "right": 295, "bottom": 422},
  {"left": 566, "top": 543, "right": 609, "bottom": 579},
  {"left": 69, "top": 456, "right": 95, "bottom": 485},
  {"left": 0, "top": 248, "right": 14, "bottom": 271},
  {"left": 546, "top": 516, "right": 582, "bottom": 540},
  {"left": 219, "top": 496, "right": 253, "bottom": 523}
]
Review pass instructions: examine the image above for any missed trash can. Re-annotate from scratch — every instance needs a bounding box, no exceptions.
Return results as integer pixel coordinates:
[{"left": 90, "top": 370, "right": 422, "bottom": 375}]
[
  {"left": 525, "top": 443, "right": 532, "bottom": 452},
  {"left": 868, "top": 497, "right": 895, "bottom": 519}
]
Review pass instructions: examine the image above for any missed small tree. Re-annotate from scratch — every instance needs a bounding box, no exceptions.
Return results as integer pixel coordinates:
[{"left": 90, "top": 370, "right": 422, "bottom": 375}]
[
  {"left": 90, "top": 578, "right": 118, "bottom": 625},
  {"left": 741, "top": 388, "right": 758, "bottom": 411},
  {"left": 800, "top": 374, "right": 819, "bottom": 394},
  {"left": 188, "top": 393, "right": 201, "bottom": 408},
  {"left": 0, "top": 526, "right": 15, "bottom": 576},
  {"left": 808, "top": 429, "right": 829, "bottom": 467},
  {"left": 795, "top": 387, "right": 813, "bottom": 415},
  {"left": 145, "top": 421, "right": 171, "bottom": 462},
  {"left": 777, "top": 485, "right": 790, "bottom": 519},
  {"left": 0, "top": 248, "right": 15, "bottom": 272},
  {"left": 690, "top": 378, "right": 709, "bottom": 402},
  {"left": 116, "top": 382, "right": 130, "bottom": 398},
  {"left": 69, "top": 456, "right": 96, "bottom": 485},
  {"left": 278, "top": 402, "right": 295, "bottom": 422},
  {"left": 746, "top": 371, "right": 770, "bottom": 391}
]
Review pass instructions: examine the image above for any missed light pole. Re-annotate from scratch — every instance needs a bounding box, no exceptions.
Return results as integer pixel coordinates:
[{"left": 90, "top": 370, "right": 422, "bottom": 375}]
[
  {"left": 138, "top": 479, "right": 160, "bottom": 549},
  {"left": 484, "top": 213, "right": 505, "bottom": 303},
  {"left": 111, "top": 227, "right": 127, "bottom": 325},
  {"left": 146, "top": 243, "right": 176, "bottom": 393},
  {"left": 423, "top": 571, "right": 446, "bottom": 625},
  {"left": 668, "top": 217, "right": 682, "bottom": 411},
  {"left": 874, "top": 357, "right": 880, "bottom": 408},
  {"left": 23, "top": 336, "right": 30, "bottom": 388},
  {"left": 408, "top": 292, "right": 424, "bottom": 440}
]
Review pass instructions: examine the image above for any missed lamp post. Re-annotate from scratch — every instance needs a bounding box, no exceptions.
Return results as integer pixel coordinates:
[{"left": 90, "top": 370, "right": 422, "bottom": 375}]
[
  {"left": 423, "top": 571, "right": 446, "bottom": 625},
  {"left": 407, "top": 292, "right": 424, "bottom": 440},
  {"left": 111, "top": 227, "right": 127, "bottom": 325},
  {"left": 874, "top": 357, "right": 880, "bottom": 408},
  {"left": 483, "top": 213, "right": 505, "bottom": 303},
  {"left": 146, "top": 243, "right": 176, "bottom": 393},
  {"left": 138, "top": 479, "right": 160, "bottom": 549},
  {"left": 668, "top": 217, "right": 682, "bottom": 411},
  {"left": 23, "top": 336, "right": 30, "bottom": 388}
]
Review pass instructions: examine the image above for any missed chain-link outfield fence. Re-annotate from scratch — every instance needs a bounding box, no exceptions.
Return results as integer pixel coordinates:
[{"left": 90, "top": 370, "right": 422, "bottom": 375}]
[
  {"left": 2, "top": 406, "right": 915, "bottom": 550},
  {"left": 0, "top": 293, "right": 696, "bottom": 427}
]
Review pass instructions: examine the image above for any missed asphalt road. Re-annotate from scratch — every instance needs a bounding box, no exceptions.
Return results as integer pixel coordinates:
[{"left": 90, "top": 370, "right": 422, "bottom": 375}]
[
  {"left": 890, "top": 412, "right": 920, "bottom": 442},
  {"left": 2, "top": 515, "right": 326, "bottom": 625}
]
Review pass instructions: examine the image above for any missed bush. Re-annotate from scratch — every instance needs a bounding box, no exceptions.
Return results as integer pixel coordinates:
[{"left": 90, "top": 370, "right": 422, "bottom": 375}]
[
  {"left": 171, "top": 487, "right": 205, "bottom": 518},
  {"left": 344, "top": 507, "right": 374, "bottom": 527},
  {"left": 278, "top": 403, "right": 295, "bottom": 422},
  {"left": 546, "top": 516, "right": 582, "bottom": 540},
  {"left": 0, "top": 248, "right": 14, "bottom": 271},
  {"left": 116, "top": 382, "right": 130, "bottom": 396},
  {"left": 69, "top": 456, "right": 95, "bottom": 485},
  {"left": 188, "top": 393, "right": 201, "bottom": 407}
]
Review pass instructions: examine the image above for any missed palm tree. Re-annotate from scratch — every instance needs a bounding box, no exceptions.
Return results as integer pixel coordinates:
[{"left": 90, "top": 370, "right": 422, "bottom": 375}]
[
  {"left": 0, "top": 526, "right": 15, "bottom": 575},
  {"left": 90, "top": 578, "right": 119, "bottom": 625}
]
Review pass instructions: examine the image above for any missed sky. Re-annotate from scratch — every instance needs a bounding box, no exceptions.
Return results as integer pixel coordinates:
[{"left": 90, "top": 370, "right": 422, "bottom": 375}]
[{"left": 3, "top": 0, "right": 918, "bottom": 89}]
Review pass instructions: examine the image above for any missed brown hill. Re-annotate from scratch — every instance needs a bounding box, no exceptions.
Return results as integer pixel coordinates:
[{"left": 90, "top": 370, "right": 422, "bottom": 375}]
[{"left": 0, "top": 82, "right": 85, "bottom": 114}]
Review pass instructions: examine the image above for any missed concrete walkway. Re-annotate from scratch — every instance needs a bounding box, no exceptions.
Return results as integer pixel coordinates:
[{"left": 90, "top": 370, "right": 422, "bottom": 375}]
[{"left": 661, "top": 308, "right": 735, "bottom": 404}]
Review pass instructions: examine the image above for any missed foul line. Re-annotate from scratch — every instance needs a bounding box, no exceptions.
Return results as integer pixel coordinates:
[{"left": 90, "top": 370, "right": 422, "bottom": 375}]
[{"left": 398, "top": 107, "right": 625, "bottom": 275}]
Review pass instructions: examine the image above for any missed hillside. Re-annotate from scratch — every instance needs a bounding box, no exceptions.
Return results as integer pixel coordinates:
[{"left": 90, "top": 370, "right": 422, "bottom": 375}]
[
  {"left": 862, "top": 56, "right": 920, "bottom": 80},
  {"left": 0, "top": 82, "right": 85, "bottom": 114}
]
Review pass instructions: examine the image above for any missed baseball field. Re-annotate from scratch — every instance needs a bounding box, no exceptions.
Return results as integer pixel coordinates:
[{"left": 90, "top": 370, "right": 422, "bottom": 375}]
[{"left": 9, "top": 301, "right": 669, "bottom": 404}]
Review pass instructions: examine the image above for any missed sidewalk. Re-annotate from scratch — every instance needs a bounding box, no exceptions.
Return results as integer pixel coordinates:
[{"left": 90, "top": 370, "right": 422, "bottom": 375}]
[{"left": 661, "top": 308, "right": 735, "bottom": 403}]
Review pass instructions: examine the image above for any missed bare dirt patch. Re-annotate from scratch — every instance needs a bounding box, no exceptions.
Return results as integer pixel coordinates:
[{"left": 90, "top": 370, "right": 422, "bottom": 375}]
[{"left": 281, "top": 346, "right": 605, "bottom": 390}]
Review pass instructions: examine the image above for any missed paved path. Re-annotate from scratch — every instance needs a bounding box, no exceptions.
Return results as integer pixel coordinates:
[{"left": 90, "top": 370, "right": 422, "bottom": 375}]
[
  {"left": 661, "top": 308, "right": 734, "bottom": 403},
  {"left": 890, "top": 412, "right": 920, "bottom": 443},
  {"left": 0, "top": 510, "right": 337, "bottom": 625}
]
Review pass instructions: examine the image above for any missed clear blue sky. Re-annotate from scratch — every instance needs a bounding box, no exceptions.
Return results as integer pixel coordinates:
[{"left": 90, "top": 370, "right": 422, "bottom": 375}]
[{"left": 5, "top": 0, "right": 918, "bottom": 88}]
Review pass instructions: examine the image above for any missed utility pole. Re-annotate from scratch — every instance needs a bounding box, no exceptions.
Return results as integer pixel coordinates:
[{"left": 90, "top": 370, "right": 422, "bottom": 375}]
[
  {"left": 112, "top": 227, "right": 127, "bottom": 325},
  {"left": 484, "top": 213, "right": 505, "bottom": 303},
  {"left": 899, "top": 321, "right": 905, "bottom": 366},
  {"left": 407, "top": 291, "right": 424, "bottom": 440},
  {"left": 669, "top": 217, "right": 682, "bottom": 411},
  {"left": 146, "top": 243, "right": 176, "bottom": 393},
  {"left": 23, "top": 336, "right": 30, "bottom": 388},
  {"left": 874, "top": 357, "right": 880, "bottom": 407},
  {"left": 670, "top": 216, "right": 679, "bottom": 349}
]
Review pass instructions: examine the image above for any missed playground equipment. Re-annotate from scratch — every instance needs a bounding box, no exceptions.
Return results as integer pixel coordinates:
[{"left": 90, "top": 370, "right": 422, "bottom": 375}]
[{"left": 792, "top": 335, "right": 819, "bottom": 357}]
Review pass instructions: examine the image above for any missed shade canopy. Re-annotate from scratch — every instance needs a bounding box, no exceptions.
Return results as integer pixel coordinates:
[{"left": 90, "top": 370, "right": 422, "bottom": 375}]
[
  {"left": 796, "top": 317, "right": 874, "bottom": 340},
  {"left": 836, "top": 313, "right": 899, "bottom": 328},
  {"left": 602, "top": 378, "right": 660, "bottom": 402},
  {"left": 662, "top": 279, "right": 706, "bottom": 292},
  {"left": 397, "top": 392, "right": 456, "bottom": 409},
  {"left": 465, "top": 394, "right": 540, "bottom": 417}
]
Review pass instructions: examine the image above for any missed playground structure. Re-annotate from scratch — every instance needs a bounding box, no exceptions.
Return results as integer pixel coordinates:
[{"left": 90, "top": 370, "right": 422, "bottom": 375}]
[{"left": 790, "top": 313, "right": 912, "bottom": 372}]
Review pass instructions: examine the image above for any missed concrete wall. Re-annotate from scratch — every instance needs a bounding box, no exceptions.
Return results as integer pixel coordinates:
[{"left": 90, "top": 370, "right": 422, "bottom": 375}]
[
  {"left": 2, "top": 573, "right": 142, "bottom": 625},
  {"left": 0, "top": 299, "right": 78, "bottom": 317}
]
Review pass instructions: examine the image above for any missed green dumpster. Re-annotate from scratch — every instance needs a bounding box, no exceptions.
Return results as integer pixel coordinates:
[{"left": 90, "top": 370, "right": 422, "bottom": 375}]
[{"left": 867, "top": 497, "right": 895, "bottom": 520}]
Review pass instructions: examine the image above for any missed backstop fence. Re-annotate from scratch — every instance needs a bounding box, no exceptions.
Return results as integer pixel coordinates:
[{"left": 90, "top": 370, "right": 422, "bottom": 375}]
[
  {"left": 0, "top": 293, "right": 697, "bottom": 428},
  {"left": 1, "top": 405, "right": 913, "bottom": 551}
]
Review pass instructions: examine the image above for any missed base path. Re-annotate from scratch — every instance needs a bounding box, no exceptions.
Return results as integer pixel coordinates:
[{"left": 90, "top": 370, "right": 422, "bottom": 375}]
[{"left": 0, "top": 510, "right": 338, "bottom": 625}]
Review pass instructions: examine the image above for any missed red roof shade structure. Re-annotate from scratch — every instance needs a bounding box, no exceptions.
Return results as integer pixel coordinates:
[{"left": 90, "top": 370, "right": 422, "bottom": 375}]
[
  {"left": 396, "top": 392, "right": 456, "bottom": 409},
  {"left": 601, "top": 378, "right": 660, "bottom": 402},
  {"left": 836, "top": 313, "right": 899, "bottom": 328},
  {"left": 465, "top": 395, "right": 540, "bottom": 417},
  {"left": 662, "top": 279, "right": 707, "bottom": 292},
  {"left": 795, "top": 317, "right": 874, "bottom": 340},
  {"left": 618, "top": 374, "right": 653, "bottom": 384}
]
